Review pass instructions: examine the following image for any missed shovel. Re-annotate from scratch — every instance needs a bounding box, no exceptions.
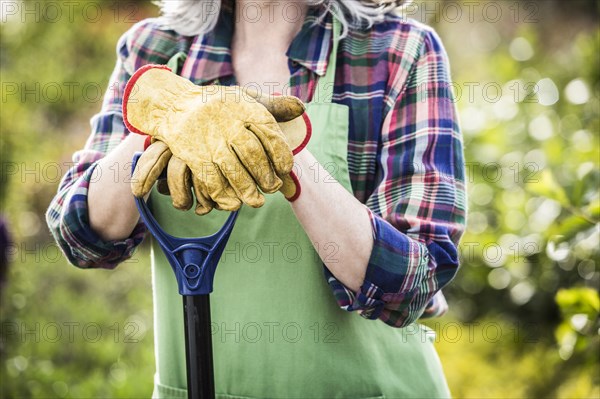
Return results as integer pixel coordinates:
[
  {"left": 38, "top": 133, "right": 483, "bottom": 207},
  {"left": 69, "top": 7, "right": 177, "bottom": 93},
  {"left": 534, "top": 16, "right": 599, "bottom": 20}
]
[{"left": 131, "top": 153, "right": 237, "bottom": 399}]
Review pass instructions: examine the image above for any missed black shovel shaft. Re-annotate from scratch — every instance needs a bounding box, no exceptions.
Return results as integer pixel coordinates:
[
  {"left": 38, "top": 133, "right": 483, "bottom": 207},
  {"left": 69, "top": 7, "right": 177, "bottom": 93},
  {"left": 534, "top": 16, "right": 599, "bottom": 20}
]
[{"left": 183, "top": 295, "right": 215, "bottom": 399}]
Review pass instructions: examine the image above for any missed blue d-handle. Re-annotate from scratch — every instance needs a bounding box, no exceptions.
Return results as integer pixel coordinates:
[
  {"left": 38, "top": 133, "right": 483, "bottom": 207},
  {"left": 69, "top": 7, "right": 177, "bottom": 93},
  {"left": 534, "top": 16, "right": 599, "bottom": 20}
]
[{"left": 131, "top": 152, "right": 239, "bottom": 296}]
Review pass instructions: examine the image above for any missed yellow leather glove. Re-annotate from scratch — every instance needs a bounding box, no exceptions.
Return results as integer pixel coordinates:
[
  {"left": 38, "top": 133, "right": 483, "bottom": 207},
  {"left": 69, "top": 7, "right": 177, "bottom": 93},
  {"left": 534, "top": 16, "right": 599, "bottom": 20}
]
[
  {"left": 132, "top": 112, "right": 312, "bottom": 215},
  {"left": 123, "top": 64, "right": 305, "bottom": 211},
  {"left": 131, "top": 140, "right": 198, "bottom": 211}
]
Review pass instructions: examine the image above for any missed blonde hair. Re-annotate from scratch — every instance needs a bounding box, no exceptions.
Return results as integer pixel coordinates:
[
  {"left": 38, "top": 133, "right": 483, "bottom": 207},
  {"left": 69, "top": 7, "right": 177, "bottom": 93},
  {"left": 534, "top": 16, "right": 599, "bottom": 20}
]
[{"left": 157, "top": 0, "right": 411, "bottom": 38}]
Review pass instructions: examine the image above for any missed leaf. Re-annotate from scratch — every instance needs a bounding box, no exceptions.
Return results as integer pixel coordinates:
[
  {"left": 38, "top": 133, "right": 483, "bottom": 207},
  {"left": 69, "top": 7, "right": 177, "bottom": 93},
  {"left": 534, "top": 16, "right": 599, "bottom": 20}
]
[
  {"left": 555, "top": 287, "right": 600, "bottom": 315},
  {"left": 586, "top": 199, "right": 600, "bottom": 219},
  {"left": 526, "top": 169, "right": 571, "bottom": 207},
  {"left": 548, "top": 213, "right": 595, "bottom": 243}
]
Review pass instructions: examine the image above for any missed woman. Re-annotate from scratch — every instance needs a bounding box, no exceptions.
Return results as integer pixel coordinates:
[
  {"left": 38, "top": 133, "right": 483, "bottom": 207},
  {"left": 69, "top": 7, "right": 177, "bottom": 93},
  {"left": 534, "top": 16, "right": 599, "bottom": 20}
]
[{"left": 47, "top": 0, "right": 466, "bottom": 397}]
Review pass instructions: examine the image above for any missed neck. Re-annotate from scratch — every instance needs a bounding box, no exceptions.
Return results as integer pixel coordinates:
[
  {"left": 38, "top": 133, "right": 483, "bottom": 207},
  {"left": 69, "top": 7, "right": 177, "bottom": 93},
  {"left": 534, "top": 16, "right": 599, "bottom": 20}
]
[{"left": 232, "top": 1, "right": 309, "bottom": 53}]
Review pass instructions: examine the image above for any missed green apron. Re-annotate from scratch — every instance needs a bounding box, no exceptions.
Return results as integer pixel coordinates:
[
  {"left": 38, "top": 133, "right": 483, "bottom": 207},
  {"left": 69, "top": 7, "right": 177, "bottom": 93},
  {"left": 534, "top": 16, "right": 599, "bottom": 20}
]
[{"left": 149, "top": 18, "right": 451, "bottom": 399}]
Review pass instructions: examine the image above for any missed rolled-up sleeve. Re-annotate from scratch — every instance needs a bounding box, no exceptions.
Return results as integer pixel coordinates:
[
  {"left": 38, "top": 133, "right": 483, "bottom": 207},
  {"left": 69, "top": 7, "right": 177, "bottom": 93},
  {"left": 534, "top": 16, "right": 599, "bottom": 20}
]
[
  {"left": 46, "top": 147, "right": 146, "bottom": 269},
  {"left": 45, "top": 21, "right": 156, "bottom": 269},
  {"left": 325, "top": 27, "right": 467, "bottom": 327}
]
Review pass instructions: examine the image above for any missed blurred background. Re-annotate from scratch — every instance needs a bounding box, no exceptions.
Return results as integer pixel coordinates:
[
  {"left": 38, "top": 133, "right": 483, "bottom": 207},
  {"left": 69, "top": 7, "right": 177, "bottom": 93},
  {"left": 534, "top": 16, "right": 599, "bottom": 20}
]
[{"left": 0, "top": 0, "right": 598, "bottom": 397}]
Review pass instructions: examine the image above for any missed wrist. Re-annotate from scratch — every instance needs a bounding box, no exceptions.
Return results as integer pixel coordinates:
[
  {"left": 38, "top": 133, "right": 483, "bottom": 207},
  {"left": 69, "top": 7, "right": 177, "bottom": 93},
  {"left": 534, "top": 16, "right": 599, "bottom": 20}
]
[
  {"left": 283, "top": 150, "right": 315, "bottom": 203},
  {"left": 292, "top": 150, "right": 315, "bottom": 183},
  {"left": 124, "top": 132, "right": 148, "bottom": 152},
  {"left": 293, "top": 148, "right": 311, "bottom": 166}
]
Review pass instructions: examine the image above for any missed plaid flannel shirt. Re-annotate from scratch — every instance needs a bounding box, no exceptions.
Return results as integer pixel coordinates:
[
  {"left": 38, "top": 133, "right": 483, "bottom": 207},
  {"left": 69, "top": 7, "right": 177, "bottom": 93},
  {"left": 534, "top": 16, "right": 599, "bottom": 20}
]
[{"left": 46, "top": 7, "right": 466, "bottom": 328}]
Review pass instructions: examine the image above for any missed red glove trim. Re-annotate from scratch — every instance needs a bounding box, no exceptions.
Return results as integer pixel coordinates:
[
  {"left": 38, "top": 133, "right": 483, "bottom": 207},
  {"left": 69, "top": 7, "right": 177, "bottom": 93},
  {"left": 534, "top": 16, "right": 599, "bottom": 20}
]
[
  {"left": 122, "top": 64, "right": 172, "bottom": 136},
  {"left": 285, "top": 171, "right": 302, "bottom": 202},
  {"left": 291, "top": 112, "right": 312, "bottom": 156},
  {"left": 143, "top": 135, "right": 153, "bottom": 150},
  {"left": 271, "top": 92, "right": 312, "bottom": 156}
]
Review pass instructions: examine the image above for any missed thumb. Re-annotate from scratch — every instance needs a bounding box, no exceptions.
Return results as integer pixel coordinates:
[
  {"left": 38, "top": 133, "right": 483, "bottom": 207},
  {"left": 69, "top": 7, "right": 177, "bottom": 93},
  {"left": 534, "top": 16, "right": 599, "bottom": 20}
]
[
  {"left": 131, "top": 141, "right": 171, "bottom": 198},
  {"left": 243, "top": 87, "right": 305, "bottom": 122}
]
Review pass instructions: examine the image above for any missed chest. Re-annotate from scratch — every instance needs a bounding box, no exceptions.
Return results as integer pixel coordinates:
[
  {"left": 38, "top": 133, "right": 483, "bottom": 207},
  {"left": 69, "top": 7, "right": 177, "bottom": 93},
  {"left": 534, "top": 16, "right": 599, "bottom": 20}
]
[{"left": 231, "top": 50, "right": 293, "bottom": 95}]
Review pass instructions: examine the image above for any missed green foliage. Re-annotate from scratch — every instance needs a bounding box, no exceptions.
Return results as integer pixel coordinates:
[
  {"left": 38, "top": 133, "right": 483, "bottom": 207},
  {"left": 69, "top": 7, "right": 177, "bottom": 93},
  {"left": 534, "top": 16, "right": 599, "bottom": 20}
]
[
  {"left": 437, "top": 0, "right": 600, "bottom": 331},
  {"left": 1, "top": 0, "right": 156, "bottom": 233},
  {"left": 554, "top": 288, "right": 599, "bottom": 365},
  {"left": 431, "top": 1, "right": 599, "bottom": 395},
  {"left": 1, "top": 247, "right": 155, "bottom": 398},
  {"left": 423, "top": 316, "right": 600, "bottom": 399}
]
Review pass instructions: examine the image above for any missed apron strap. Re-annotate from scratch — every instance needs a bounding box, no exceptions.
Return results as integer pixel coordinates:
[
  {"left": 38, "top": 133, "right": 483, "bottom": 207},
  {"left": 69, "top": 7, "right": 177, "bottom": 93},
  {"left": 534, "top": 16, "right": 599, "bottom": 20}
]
[
  {"left": 167, "top": 51, "right": 188, "bottom": 75},
  {"left": 312, "top": 15, "right": 342, "bottom": 103}
]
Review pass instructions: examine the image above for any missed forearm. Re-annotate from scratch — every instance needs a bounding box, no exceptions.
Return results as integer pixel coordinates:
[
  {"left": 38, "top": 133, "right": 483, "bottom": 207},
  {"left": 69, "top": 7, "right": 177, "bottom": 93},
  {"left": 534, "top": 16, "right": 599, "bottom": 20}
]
[
  {"left": 88, "top": 133, "right": 147, "bottom": 241},
  {"left": 290, "top": 150, "right": 373, "bottom": 292}
]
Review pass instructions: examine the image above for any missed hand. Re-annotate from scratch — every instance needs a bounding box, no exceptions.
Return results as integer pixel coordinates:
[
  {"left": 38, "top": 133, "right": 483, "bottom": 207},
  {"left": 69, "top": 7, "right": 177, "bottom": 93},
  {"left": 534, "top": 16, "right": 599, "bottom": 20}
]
[
  {"left": 132, "top": 112, "right": 312, "bottom": 215},
  {"left": 123, "top": 65, "right": 305, "bottom": 210}
]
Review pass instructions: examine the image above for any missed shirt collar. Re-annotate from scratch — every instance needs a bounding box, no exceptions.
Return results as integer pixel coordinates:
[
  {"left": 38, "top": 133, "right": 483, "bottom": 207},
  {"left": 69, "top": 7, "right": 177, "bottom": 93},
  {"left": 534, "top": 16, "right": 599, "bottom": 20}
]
[
  {"left": 181, "top": 9, "right": 235, "bottom": 85},
  {"left": 181, "top": 6, "right": 334, "bottom": 84},
  {"left": 287, "top": 6, "right": 333, "bottom": 77}
]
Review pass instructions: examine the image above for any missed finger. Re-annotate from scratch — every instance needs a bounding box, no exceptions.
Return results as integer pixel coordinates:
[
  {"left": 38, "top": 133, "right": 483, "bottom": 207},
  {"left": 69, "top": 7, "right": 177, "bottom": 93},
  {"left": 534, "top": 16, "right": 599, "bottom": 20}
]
[
  {"left": 167, "top": 156, "right": 193, "bottom": 211},
  {"left": 229, "top": 136, "right": 282, "bottom": 193},
  {"left": 131, "top": 141, "right": 171, "bottom": 197},
  {"left": 266, "top": 96, "right": 305, "bottom": 122},
  {"left": 212, "top": 168, "right": 245, "bottom": 211},
  {"left": 197, "top": 162, "right": 244, "bottom": 211},
  {"left": 245, "top": 122, "right": 294, "bottom": 176},
  {"left": 279, "top": 172, "right": 301, "bottom": 202},
  {"left": 215, "top": 154, "right": 266, "bottom": 208},
  {"left": 242, "top": 87, "right": 305, "bottom": 122},
  {"left": 279, "top": 172, "right": 298, "bottom": 200},
  {"left": 191, "top": 173, "right": 215, "bottom": 216}
]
